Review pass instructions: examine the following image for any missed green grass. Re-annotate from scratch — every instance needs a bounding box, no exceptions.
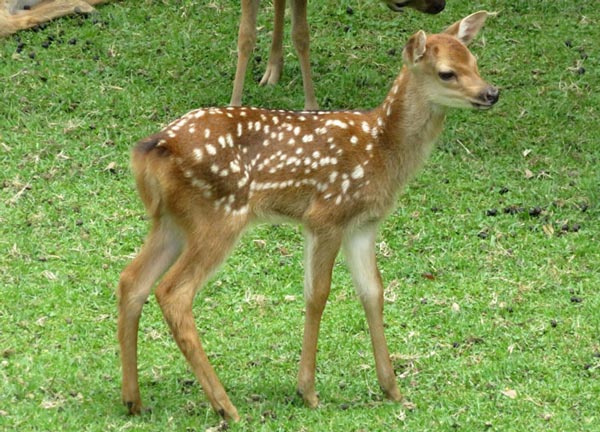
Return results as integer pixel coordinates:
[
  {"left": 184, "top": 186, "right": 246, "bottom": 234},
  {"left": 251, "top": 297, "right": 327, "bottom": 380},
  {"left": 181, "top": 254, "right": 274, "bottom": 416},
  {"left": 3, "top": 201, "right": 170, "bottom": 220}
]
[{"left": 1, "top": 0, "right": 599, "bottom": 430}]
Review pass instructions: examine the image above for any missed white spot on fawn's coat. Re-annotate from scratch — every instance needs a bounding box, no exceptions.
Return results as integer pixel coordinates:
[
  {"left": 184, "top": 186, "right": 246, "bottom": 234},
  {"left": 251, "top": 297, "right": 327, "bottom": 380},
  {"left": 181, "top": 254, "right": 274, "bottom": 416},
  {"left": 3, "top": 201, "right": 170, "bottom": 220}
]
[
  {"left": 206, "top": 144, "right": 217, "bottom": 155},
  {"left": 351, "top": 165, "right": 364, "bottom": 179}
]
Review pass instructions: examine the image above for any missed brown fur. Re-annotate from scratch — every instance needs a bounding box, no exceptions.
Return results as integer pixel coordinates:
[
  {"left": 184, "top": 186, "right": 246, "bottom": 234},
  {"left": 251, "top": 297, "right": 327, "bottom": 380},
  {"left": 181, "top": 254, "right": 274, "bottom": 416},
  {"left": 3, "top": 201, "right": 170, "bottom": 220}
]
[{"left": 0, "top": 0, "right": 109, "bottom": 37}]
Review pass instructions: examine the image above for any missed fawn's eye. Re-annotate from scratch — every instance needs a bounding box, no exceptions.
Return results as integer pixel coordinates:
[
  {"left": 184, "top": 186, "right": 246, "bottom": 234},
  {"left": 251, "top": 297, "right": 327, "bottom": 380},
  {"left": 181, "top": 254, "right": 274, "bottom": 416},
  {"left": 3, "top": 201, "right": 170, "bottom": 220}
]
[{"left": 438, "top": 71, "right": 456, "bottom": 81}]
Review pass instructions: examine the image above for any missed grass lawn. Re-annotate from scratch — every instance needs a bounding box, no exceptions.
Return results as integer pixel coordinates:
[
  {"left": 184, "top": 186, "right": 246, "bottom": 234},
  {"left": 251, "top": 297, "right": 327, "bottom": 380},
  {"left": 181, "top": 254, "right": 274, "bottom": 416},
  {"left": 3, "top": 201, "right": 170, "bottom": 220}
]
[{"left": 1, "top": 0, "right": 599, "bottom": 430}]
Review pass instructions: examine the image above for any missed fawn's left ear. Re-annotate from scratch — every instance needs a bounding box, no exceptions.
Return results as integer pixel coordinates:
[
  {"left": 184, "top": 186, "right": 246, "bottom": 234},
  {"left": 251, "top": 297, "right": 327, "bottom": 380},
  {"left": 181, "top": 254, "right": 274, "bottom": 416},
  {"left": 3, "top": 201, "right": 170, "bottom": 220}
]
[
  {"left": 403, "top": 30, "right": 427, "bottom": 65},
  {"left": 444, "top": 10, "right": 491, "bottom": 46}
]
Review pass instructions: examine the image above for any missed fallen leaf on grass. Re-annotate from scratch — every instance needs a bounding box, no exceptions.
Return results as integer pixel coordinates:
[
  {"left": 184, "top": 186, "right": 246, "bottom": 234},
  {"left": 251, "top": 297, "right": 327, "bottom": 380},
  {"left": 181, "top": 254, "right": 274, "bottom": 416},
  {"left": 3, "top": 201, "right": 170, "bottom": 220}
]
[
  {"left": 421, "top": 272, "right": 436, "bottom": 281},
  {"left": 105, "top": 162, "right": 117, "bottom": 173},
  {"left": 41, "top": 270, "right": 57, "bottom": 281},
  {"left": 378, "top": 241, "right": 393, "bottom": 258},
  {"left": 384, "top": 279, "right": 399, "bottom": 303},
  {"left": 501, "top": 389, "right": 517, "bottom": 399},
  {"left": 146, "top": 329, "right": 163, "bottom": 341},
  {"left": 542, "top": 224, "right": 555, "bottom": 237},
  {"left": 205, "top": 420, "right": 229, "bottom": 432},
  {"left": 41, "top": 398, "right": 64, "bottom": 409},
  {"left": 402, "top": 400, "right": 417, "bottom": 410},
  {"left": 395, "top": 410, "right": 407, "bottom": 421},
  {"left": 245, "top": 293, "right": 267, "bottom": 307},
  {"left": 253, "top": 239, "right": 267, "bottom": 248}
]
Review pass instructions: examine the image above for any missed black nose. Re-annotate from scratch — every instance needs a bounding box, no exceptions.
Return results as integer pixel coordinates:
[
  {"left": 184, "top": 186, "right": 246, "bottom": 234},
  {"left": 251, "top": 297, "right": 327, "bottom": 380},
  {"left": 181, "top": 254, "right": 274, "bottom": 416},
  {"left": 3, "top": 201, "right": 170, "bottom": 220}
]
[
  {"left": 426, "top": 1, "right": 446, "bottom": 14},
  {"left": 483, "top": 87, "right": 500, "bottom": 105}
]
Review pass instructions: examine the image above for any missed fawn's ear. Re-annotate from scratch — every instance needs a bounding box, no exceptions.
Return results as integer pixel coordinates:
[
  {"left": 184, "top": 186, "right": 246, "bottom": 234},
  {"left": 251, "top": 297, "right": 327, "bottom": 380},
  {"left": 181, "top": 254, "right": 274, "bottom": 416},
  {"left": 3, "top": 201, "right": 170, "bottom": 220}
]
[
  {"left": 403, "top": 30, "right": 427, "bottom": 65},
  {"left": 443, "top": 10, "right": 490, "bottom": 46}
]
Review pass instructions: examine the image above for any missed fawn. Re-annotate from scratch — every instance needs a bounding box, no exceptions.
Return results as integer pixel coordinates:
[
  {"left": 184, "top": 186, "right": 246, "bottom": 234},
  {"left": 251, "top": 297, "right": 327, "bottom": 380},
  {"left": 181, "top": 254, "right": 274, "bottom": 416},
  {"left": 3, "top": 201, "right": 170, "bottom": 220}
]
[
  {"left": 231, "top": 0, "right": 446, "bottom": 110},
  {"left": 118, "top": 10, "right": 499, "bottom": 422}
]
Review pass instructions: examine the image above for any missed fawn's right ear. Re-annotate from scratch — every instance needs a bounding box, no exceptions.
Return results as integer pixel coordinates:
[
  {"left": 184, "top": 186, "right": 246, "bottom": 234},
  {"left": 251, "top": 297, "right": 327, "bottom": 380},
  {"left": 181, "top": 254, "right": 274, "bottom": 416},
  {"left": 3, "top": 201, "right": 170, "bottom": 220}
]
[{"left": 403, "top": 30, "right": 427, "bottom": 66}]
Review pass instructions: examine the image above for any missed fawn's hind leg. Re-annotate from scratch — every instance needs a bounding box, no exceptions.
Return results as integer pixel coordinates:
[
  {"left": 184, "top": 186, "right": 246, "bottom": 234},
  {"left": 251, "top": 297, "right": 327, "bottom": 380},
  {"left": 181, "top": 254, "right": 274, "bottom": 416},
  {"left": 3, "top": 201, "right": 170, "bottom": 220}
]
[
  {"left": 154, "top": 218, "right": 245, "bottom": 421},
  {"left": 118, "top": 219, "right": 183, "bottom": 414}
]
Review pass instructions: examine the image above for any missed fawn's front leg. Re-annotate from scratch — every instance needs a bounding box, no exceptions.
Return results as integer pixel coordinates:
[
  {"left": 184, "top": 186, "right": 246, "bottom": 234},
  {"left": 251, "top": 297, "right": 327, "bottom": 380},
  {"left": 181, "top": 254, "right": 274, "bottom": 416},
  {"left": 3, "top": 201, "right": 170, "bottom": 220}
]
[
  {"left": 343, "top": 224, "right": 402, "bottom": 401},
  {"left": 297, "top": 228, "right": 343, "bottom": 407}
]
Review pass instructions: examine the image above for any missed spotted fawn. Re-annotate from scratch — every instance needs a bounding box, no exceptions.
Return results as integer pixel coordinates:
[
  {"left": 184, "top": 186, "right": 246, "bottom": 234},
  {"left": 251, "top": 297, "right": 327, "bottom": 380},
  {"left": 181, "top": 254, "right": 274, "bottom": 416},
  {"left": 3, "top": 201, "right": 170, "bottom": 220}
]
[{"left": 118, "top": 11, "right": 499, "bottom": 422}]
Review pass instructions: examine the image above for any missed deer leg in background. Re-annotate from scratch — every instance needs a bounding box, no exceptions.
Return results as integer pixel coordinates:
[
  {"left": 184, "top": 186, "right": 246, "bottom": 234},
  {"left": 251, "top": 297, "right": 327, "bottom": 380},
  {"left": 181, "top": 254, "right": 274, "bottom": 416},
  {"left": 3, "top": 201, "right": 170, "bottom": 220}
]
[
  {"left": 230, "top": 0, "right": 259, "bottom": 107},
  {"left": 290, "top": 0, "right": 317, "bottom": 110},
  {"left": 259, "top": 0, "right": 286, "bottom": 87}
]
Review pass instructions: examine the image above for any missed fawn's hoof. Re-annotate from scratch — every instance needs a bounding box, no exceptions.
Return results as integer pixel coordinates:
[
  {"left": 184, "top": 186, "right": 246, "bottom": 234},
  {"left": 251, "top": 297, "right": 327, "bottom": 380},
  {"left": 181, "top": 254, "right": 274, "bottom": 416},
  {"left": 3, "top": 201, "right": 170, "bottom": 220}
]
[
  {"left": 383, "top": 385, "right": 403, "bottom": 403},
  {"left": 297, "top": 389, "right": 319, "bottom": 409},
  {"left": 215, "top": 405, "right": 240, "bottom": 423},
  {"left": 123, "top": 399, "right": 147, "bottom": 415}
]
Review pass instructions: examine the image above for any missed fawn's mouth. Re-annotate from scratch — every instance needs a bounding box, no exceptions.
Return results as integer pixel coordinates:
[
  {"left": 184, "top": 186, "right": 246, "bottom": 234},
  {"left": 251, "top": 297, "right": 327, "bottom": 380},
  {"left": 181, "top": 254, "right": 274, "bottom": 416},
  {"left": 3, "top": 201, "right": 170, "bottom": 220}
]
[{"left": 471, "top": 101, "right": 495, "bottom": 110}]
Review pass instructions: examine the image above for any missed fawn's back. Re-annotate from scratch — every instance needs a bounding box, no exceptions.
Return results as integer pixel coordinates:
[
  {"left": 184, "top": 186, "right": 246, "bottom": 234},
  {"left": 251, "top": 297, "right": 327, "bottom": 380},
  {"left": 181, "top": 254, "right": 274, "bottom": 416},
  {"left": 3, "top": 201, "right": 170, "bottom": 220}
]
[{"left": 134, "top": 106, "right": 398, "bottom": 230}]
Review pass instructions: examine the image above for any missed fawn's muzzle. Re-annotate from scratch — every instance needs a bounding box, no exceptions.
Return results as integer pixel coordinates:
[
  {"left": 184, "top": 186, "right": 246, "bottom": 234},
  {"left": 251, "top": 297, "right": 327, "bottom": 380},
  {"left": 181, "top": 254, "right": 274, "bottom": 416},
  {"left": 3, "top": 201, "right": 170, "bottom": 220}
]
[
  {"left": 474, "top": 86, "right": 499, "bottom": 109},
  {"left": 483, "top": 86, "right": 500, "bottom": 105}
]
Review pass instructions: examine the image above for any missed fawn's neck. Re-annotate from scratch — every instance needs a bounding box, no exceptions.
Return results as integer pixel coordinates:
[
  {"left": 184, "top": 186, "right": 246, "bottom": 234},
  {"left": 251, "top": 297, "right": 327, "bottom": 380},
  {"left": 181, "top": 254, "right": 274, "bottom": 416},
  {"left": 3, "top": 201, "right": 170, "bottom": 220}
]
[{"left": 375, "top": 66, "right": 447, "bottom": 188}]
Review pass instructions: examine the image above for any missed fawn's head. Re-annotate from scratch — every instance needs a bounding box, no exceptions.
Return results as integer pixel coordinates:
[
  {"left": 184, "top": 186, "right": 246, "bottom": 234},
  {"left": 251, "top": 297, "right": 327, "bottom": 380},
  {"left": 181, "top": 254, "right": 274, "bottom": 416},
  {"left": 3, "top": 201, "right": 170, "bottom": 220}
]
[
  {"left": 384, "top": 0, "right": 446, "bottom": 15},
  {"left": 403, "top": 11, "right": 499, "bottom": 110}
]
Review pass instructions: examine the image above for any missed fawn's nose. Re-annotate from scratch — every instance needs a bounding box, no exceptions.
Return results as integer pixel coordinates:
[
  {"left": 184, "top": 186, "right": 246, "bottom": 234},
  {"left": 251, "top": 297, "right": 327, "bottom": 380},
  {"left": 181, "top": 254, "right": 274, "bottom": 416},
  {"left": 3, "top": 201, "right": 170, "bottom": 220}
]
[{"left": 482, "top": 86, "right": 500, "bottom": 105}]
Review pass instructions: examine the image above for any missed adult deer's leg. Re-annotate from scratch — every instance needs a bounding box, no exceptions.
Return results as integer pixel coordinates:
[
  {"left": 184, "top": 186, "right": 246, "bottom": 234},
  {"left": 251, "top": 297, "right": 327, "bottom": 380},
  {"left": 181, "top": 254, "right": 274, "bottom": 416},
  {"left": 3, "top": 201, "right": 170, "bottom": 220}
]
[
  {"left": 297, "top": 227, "right": 342, "bottom": 407},
  {"left": 154, "top": 218, "right": 245, "bottom": 421},
  {"left": 118, "top": 219, "right": 183, "bottom": 414},
  {"left": 230, "top": 0, "right": 259, "bottom": 107},
  {"left": 290, "top": 0, "right": 318, "bottom": 110},
  {"left": 343, "top": 224, "right": 402, "bottom": 401},
  {"left": 259, "top": 0, "right": 285, "bottom": 87}
]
